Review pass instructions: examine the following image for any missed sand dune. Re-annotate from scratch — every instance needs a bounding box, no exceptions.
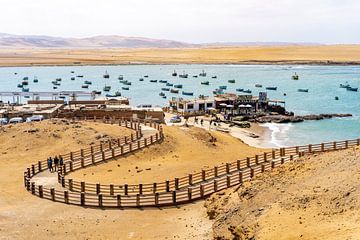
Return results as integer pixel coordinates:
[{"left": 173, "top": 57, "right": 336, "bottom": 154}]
[{"left": 0, "top": 45, "right": 360, "bottom": 67}]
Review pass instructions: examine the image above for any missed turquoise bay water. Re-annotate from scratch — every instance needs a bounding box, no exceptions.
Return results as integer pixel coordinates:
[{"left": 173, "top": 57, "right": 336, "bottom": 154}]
[{"left": 1, "top": 64, "right": 359, "bottom": 146}]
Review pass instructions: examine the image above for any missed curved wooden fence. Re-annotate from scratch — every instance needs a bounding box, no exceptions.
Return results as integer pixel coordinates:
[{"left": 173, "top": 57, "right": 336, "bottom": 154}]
[{"left": 23, "top": 118, "right": 360, "bottom": 208}]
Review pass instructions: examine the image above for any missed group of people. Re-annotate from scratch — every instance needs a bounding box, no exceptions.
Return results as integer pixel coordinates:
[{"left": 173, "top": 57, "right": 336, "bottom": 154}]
[{"left": 47, "top": 156, "right": 64, "bottom": 172}]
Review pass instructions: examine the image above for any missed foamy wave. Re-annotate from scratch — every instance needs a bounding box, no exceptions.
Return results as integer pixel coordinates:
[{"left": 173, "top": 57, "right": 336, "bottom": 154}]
[{"left": 261, "top": 122, "right": 293, "bottom": 147}]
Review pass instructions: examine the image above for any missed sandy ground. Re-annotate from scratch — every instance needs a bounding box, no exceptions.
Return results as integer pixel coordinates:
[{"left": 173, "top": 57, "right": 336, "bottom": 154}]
[
  {"left": 1, "top": 45, "right": 360, "bottom": 67},
  {"left": 205, "top": 147, "right": 360, "bottom": 240},
  {"left": 0, "top": 119, "right": 219, "bottom": 239},
  {"left": 69, "top": 124, "right": 262, "bottom": 184}
]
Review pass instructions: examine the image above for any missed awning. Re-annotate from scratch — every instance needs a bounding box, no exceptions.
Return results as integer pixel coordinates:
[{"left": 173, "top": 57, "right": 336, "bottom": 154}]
[
  {"left": 226, "top": 105, "right": 234, "bottom": 108},
  {"left": 245, "top": 104, "right": 252, "bottom": 108},
  {"left": 219, "top": 103, "right": 227, "bottom": 107}
]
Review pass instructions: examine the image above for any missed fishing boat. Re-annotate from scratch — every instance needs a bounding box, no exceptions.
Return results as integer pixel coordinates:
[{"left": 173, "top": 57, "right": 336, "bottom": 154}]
[
  {"left": 59, "top": 96, "right": 66, "bottom": 99},
  {"left": 266, "top": 87, "right": 277, "bottom": 90},
  {"left": 122, "top": 87, "right": 129, "bottom": 90},
  {"left": 166, "top": 83, "right": 173, "bottom": 87},
  {"left": 172, "top": 70, "right": 177, "bottom": 77},
  {"left": 139, "top": 78, "right": 144, "bottom": 81},
  {"left": 212, "top": 76, "right": 217, "bottom": 79},
  {"left": 159, "top": 92, "right": 165, "bottom": 97},
  {"left": 56, "top": 78, "right": 62, "bottom": 81},
  {"left": 297, "top": 88, "right": 309, "bottom": 92},
  {"left": 144, "top": 75, "right": 149, "bottom": 78},
  {"left": 23, "top": 77, "right": 29, "bottom": 80},
  {"left": 84, "top": 80, "right": 92, "bottom": 85},
  {"left": 201, "top": 81, "right": 210, "bottom": 85},
  {"left": 255, "top": 84, "right": 262, "bottom": 88},
  {"left": 123, "top": 81, "right": 132, "bottom": 85},
  {"left": 22, "top": 88, "right": 29, "bottom": 92},
  {"left": 71, "top": 77, "right": 75, "bottom": 80},
  {"left": 77, "top": 75, "right": 84, "bottom": 78},
  {"left": 159, "top": 80, "right": 168, "bottom": 83},
  {"left": 174, "top": 84, "right": 183, "bottom": 89},
  {"left": 71, "top": 71, "right": 75, "bottom": 73},
  {"left": 228, "top": 79, "right": 235, "bottom": 83},
  {"left": 33, "top": 77, "right": 38, "bottom": 83},
  {"left": 346, "top": 87, "right": 358, "bottom": 92},
  {"left": 335, "top": 96, "right": 339, "bottom": 100},
  {"left": 92, "top": 90, "right": 102, "bottom": 95},
  {"left": 118, "top": 75, "right": 124, "bottom": 80},
  {"left": 219, "top": 85, "right": 227, "bottom": 90},
  {"left": 179, "top": 72, "right": 188, "bottom": 78},
  {"left": 22, "top": 80, "right": 29, "bottom": 85},
  {"left": 199, "top": 70, "right": 206, "bottom": 77},
  {"left": 243, "top": 89, "right": 252, "bottom": 94},
  {"left": 119, "top": 80, "right": 127, "bottom": 84},
  {"left": 161, "top": 88, "right": 170, "bottom": 91},
  {"left": 103, "top": 85, "right": 111, "bottom": 91},
  {"left": 340, "top": 83, "right": 350, "bottom": 88},
  {"left": 162, "top": 96, "right": 167, "bottom": 99},
  {"left": 103, "top": 71, "right": 110, "bottom": 78},
  {"left": 150, "top": 80, "right": 158, "bottom": 83},
  {"left": 53, "top": 86, "right": 57, "bottom": 89},
  {"left": 292, "top": 73, "right": 299, "bottom": 80},
  {"left": 193, "top": 75, "right": 198, "bottom": 78},
  {"left": 24, "top": 95, "right": 30, "bottom": 99},
  {"left": 170, "top": 89, "right": 179, "bottom": 94},
  {"left": 81, "top": 85, "right": 89, "bottom": 89},
  {"left": 182, "top": 91, "right": 194, "bottom": 96},
  {"left": 17, "top": 84, "right": 23, "bottom": 88},
  {"left": 236, "top": 88, "right": 244, "bottom": 92}
]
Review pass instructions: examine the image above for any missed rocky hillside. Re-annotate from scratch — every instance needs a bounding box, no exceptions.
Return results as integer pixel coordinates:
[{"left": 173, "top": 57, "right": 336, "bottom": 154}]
[{"left": 205, "top": 147, "right": 360, "bottom": 239}]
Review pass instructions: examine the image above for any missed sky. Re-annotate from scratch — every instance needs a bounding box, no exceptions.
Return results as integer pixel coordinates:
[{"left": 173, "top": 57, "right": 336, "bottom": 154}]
[{"left": 0, "top": 0, "right": 359, "bottom": 44}]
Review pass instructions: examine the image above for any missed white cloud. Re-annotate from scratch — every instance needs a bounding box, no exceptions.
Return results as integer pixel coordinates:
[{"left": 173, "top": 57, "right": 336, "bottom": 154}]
[{"left": 0, "top": 0, "right": 359, "bottom": 43}]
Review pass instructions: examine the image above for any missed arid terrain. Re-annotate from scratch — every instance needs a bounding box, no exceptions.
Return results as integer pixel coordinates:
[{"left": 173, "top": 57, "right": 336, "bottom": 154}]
[
  {"left": 1, "top": 45, "right": 360, "bottom": 67},
  {"left": 205, "top": 147, "right": 360, "bottom": 240}
]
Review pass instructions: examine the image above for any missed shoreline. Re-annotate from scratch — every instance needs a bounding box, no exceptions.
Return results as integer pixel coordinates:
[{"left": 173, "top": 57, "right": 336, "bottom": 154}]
[{"left": 1, "top": 61, "right": 360, "bottom": 68}]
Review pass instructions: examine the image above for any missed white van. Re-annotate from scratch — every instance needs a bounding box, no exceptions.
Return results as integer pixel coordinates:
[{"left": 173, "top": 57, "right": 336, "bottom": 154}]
[
  {"left": 8, "top": 117, "right": 23, "bottom": 124},
  {"left": 26, "top": 115, "right": 44, "bottom": 122}
]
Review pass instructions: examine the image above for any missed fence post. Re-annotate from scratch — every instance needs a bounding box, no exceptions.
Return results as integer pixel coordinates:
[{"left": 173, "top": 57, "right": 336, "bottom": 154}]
[
  {"left": 81, "top": 181, "right": 85, "bottom": 192},
  {"left": 175, "top": 178, "right": 179, "bottom": 190},
  {"left": 64, "top": 191, "right": 69, "bottom": 204},
  {"left": 200, "top": 185, "right": 205, "bottom": 198},
  {"left": 31, "top": 182, "right": 35, "bottom": 194},
  {"left": 188, "top": 188, "right": 192, "bottom": 200},
  {"left": 202, "top": 170, "right": 206, "bottom": 181},
  {"left": 345, "top": 140, "right": 348, "bottom": 149},
  {"left": 117, "top": 195, "right": 121, "bottom": 207},
  {"left": 50, "top": 188, "right": 55, "bottom": 201},
  {"left": 226, "top": 163, "right": 230, "bottom": 174},
  {"left": 255, "top": 155, "right": 259, "bottom": 164},
  {"left": 172, "top": 191, "right": 177, "bottom": 204},
  {"left": 81, "top": 192, "right": 85, "bottom": 206},
  {"left": 153, "top": 182, "right": 157, "bottom": 194},
  {"left": 117, "top": 138, "right": 121, "bottom": 147},
  {"left": 61, "top": 176, "right": 65, "bottom": 187},
  {"left": 139, "top": 184, "right": 143, "bottom": 195},
  {"left": 70, "top": 152, "right": 73, "bottom": 161},
  {"left": 308, "top": 144, "right": 312, "bottom": 153},
  {"left": 296, "top": 146, "right": 299, "bottom": 154},
  {"left": 68, "top": 179, "right": 73, "bottom": 191},
  {"left": 91, "top": 154, "right": 95, "bottom": 164},
  {"left": 238, "top": 171, "right": 243, "bottom": 183},
  {"left": 31, "top": 164, "right": 35, "bottom": 175},
  {"left": 38, "top": 185, "right": 43, "bottom": 198},
  {"left": 214, "top": 166, "right": 218, "bottom": 177},
  {"left": 38, "top": 161, "right": 42, "bottom": 172},
  {"left": 69, "top": 161, "right": 73, "bottom": 172},
  {"left": 81, "top": 158, "right": 84, "bottom": 168},
  {"left": 100, "top": 143, "right": 103, "bottom": 152},
  {"left": 155, "top": 193, "right": 159, "bottom": 206},
  {"left": 110, "top": 184, "right": 114, "bottom": 195},
  {"left": 136, "top": 194, "right": 140, "bottom": 207},
  {"left": 272, "top": 150, "right": 276, "bottom": 159},
  {"left": 124, "top": 184, "right": 128, "bottom": 195},
  {"left": 237, "top": 160, "right": 241, "bottom": 170},
  {"left": 214, "top": 180, "right": 218, "bottom": 192},
  {"left": 188, "top": 174, "right": 193, "bottom": 185},
  {"left": 333, "top": 141, "right": 337, "bottom": 150},
  {"left": 321, "top": 143, "right": 324, "bottom": 152},
  {"left": 226, "top": 176, "right": 231, "bottom": 187},
  {"left": 263, "top": 152, "right": 267, "bottom": 162},
  {"left": 246, "top": 157, "right": 251, "bottom": 167},
  {"left": 98, "top": 194, "right": 103, "bottom": 207},
  {"left": 96, "top": 183, "right": 100, "bottom": 195},
  {"left": 166, "top": 181, "right": 170, "bottom": 192}
]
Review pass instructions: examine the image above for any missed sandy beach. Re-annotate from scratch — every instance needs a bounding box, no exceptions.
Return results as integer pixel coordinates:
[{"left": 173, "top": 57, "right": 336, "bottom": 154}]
[{"left": 1, "top": 45, "right": 360, "bottom": 67}]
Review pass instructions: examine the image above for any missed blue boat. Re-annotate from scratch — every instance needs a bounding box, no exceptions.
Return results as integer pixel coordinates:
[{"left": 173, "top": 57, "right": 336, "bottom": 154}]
[
  {"left": 22, "top": 88, "right": 29, "bottom": 92},
  {"left": 161, "top": 88, "right": 170, "bottom": 91},
  {"left": 219, "top": 85, "right": 227, "bottom": 90},
  {"left": 166, "top": 83, "right": 173, "bottom": 86},
  {"left": 182, "top": 91, "right": 194, "bottom": 96},
  {"left": 236, "top": 88, "right": 244, "bottom": 92},
  {"left": 159, "top": 80, "right": 168, "bottom": 83},
  {"left": 213, "top": 89, "right": 224, "bottom": 94},
  {"left": 243, "top": 89, "right": 252, "bottom": 93}
]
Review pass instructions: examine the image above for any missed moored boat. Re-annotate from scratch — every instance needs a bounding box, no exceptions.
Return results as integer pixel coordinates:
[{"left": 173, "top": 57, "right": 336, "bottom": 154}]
[
  {"left": 255, "top": 84, "right": 262, "bottom": 88},
  {"left": 236, "top": 88, "right": 244, "bottom": 92},
  {"left": 22, "top": 88, "right": 29, "bottom": 92},
  {"left": 84, "top": 80, "right": 92, "bottom": 85},
  {"left": 161, "top": 88, "right": 170, "bottom": 91},
  {"left": 212, "top": 76, "right": 217, "bottom": 79},
  {"left": 213, "top": 89, "right": 224, "bottom": 94},
  {"left": 150, "top": 79, "right": 158, "bottom": 83},
  {"left": 22, "top": 80, "right": 29, "bottom": 85},
  {"left": 118, "top": 75, "right": 124, "bottom": 80},
  {"left": 243, "top": 89, "right": 252, "bottom": 94},
  {"left": 159, "top": 80, "right": 168, "bottom": 83},
  {"left": 71, "top": 77, "right": 75, "bottom": 80},
  {"left": 139, "top": 78, "right": 144, "bottom": 81},
  {"left": 340, "top": 83, "right": 350, "bottom": 88},
  {"left": 172, "top": 70, "right": 177, "bottom": 77},
  {"left": 346, "top": 87, "right": 358, "bottom": 92},
  {"left": 166, "top": 83, "right": 173, "bottom": 86},
  {"left": 170, "top": 89, "right": 179, "bottom": 93},
  {"left": 103, "top": 85, "right": 111, "bottom": 91},
  {"left": 122, "top": 87, "right": 129, "bottom": 90},
  {"left": 179, "top": 71, "right": 188, "bottom": 78},
  {"left": 17, "top": 84, "right": 23, "bottom": 88},
  {"left": 174, "top": 84, "right": 183, "bottom": 88},
  {"left": 33, "top": 77, "right": 38, "bottom": 83},
  {"left": 297, "top": 88, "right": 309, "bottom": 92},
  {"left": 182, "top": 91, "right": 194, "bottom": 96},
  {"left": 77, "top": 75, "right": 84, "bottom": 78},
  {"left": 292, "top": 73, "right": 299, "bottom": 80},
  {"left": 81, "top": 85, "right": 89, "bottom": 89},
  {"left": 228, "top": 79, "right": 235, "bottom": 83},
  {"left": 92, "top": 90, "right": 102, "bottom": 95},
  {"left": 199, "top": 70, "right": 206, "bottom": 77},
  {"left": 159, "top": 92, "right": 165, "bottom": 97},
  {"left": 103, "top": 71, "right": 110, "bottom": 78},
  {"left": 201, "top": 81, "right": 209, "bottom": 85},
  {"left": 219, "top": 85, "right": 227, "bottom": 90},
  {"left": 266, "top": 86, "right": 277, "bottom": 90}
]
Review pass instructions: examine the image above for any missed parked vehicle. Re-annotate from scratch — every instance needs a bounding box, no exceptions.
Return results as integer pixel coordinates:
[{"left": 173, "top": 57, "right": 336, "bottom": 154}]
[
  {"left": 170, "top": 115, "right": 182, "bottom": 123},
  {"left": 9, "top": 117, "right": 23, "bottom": 124},
  {"left": 0, "top": 118, "right": 8, "bottom": 125},
  {"left": 26, "top": 115, "right": 44, "bottom": 122}
]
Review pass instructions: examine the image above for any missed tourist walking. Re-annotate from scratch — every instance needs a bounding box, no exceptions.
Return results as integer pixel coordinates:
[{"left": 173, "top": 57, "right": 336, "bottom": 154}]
[
  {"left": 54, "top": 156, "right": 59, "bottom": 171},
  {"left": 48, "top": 157, "right": 53, "bottom": 172},
  {"left": 200, "top": 119, "right": 204, "bottom": 126},
  {"left": 59, "top": 156, "right": 64, "bottom": 167}
]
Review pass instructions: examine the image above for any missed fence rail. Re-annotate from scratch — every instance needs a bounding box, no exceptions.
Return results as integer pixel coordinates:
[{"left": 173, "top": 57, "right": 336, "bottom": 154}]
[{"left": 24, "top": 117, "right": 360, "bottom": 208}]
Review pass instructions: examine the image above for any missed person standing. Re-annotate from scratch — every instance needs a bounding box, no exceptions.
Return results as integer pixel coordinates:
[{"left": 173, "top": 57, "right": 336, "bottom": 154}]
[
  {"left": 59, "top": 156, "right": 64, "bottom": 167},
  {"left": 48, "top": 157, "right": 53, "bottom": 172},
  {"left": 54, "top": 156, "right": 59, "bottom": 172}
]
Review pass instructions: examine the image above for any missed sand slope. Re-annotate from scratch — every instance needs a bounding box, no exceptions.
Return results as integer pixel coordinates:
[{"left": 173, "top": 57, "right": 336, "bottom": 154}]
[
  {"left": 1, "top": 45, "right": 360, "bottom": 66},
  {"left": 205, "top": 147, "right": 360, "bottom": 239}
]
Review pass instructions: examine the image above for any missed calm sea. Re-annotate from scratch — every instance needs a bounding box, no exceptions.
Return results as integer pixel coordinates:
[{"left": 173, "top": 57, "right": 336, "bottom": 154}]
[{"left": 1, "top": 64, "right": 359, "bottom": 147}]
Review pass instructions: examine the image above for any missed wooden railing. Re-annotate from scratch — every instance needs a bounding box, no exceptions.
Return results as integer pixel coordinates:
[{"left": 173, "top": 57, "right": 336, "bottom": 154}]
[{"left": 23, "top": 119, "right": 360, "bottom": 208}]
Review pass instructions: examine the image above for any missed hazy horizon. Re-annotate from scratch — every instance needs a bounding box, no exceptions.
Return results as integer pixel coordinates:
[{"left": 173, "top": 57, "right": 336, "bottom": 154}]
[{"left": 1, "top": 0, "right": 360, "bottom": 44}]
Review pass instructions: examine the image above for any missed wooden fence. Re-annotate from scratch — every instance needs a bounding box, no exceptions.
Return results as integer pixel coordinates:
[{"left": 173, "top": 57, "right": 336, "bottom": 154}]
[{"left": 23, "top": 119, "right": 360, "bottom": 208}]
